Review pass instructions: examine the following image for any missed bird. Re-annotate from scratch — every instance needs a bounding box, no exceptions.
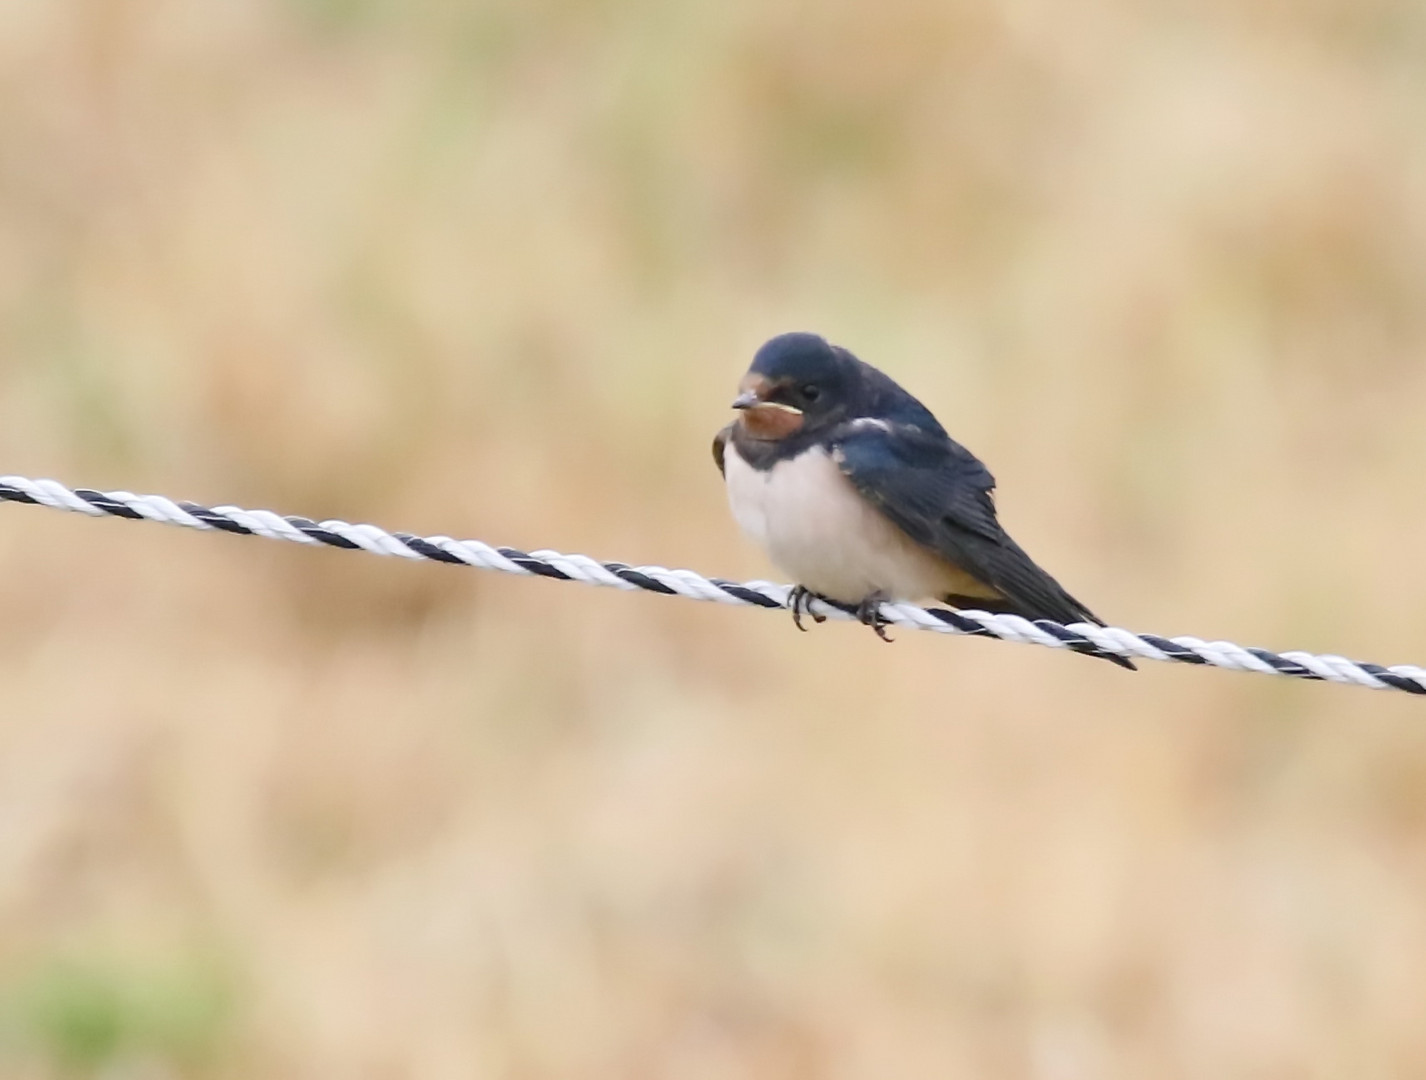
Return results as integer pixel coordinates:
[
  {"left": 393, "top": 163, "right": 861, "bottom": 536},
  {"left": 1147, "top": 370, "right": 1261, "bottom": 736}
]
[{"left": 713, "top": 332, "right": 1134, "bottom": 669}]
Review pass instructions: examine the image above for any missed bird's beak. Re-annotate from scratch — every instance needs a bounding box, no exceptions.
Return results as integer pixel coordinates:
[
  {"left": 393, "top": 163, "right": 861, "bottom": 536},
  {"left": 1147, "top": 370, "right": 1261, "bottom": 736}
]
[
  {"left": 731, "top": 373, "right": 805, "bottom": 438},
  {"left": 732, "top": 374, "right": 770, "bottom": 409},
  {"left": 732, "top": 373, "right": 801, "bottom": 414}
]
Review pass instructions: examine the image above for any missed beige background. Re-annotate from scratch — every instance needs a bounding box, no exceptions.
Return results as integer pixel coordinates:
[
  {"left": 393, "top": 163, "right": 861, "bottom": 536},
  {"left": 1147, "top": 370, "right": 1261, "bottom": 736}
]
[{"left": 2, "top": 2, "right": 1426, "bottom": 1077}]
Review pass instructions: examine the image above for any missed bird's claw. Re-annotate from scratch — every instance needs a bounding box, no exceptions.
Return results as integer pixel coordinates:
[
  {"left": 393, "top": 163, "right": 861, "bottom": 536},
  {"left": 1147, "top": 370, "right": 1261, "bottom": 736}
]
[
  {"left": 789, "top": 585, "right": 828, "bottom": 631},
  {"left": 789, "top": 587, "right": 892, "bottom": 642},
  {"left": 857, "top": 591, "right": 893, "bottom": 642}
]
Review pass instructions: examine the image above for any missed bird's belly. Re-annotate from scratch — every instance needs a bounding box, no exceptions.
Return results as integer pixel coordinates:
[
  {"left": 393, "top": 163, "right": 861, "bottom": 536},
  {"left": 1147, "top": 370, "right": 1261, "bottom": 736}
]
[{"left": 724, "top": 445, "right": 984, "bottom": 604}]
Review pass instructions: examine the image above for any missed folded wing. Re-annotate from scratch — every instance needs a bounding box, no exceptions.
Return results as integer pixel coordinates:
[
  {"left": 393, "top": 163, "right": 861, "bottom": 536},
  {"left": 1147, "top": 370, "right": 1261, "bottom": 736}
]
[{"left": 831, "top": 422, "right": 1107, "bottom": 631}]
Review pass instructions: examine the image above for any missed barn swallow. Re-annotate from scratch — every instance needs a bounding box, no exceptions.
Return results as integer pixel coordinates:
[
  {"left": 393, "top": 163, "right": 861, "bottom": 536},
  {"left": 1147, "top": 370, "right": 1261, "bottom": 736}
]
[{"left": 713, "top": 332, "right": 1134, "bottom": 669}]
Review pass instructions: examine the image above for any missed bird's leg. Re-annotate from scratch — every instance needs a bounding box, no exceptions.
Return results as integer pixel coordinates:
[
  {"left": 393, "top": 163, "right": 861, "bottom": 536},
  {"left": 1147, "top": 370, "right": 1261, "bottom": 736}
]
[
  {"left": 856, "top": 590, "right": 894, "bottom": 642},
  {"left": 788, "top": 585, "right": 829, "bottom": 631}
]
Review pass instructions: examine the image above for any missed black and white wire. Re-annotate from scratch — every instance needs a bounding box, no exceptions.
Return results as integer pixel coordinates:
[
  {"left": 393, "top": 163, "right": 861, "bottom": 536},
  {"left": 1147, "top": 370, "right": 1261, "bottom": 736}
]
[{"left": 1, "top": 474, "right": 1422, "bottom": 696}]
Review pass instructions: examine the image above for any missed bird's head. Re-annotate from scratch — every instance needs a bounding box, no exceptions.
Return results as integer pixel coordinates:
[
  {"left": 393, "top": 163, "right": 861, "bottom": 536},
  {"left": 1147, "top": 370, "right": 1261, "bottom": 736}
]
[{"left": 731, "top": 332, "right": 855, "bottom": 441}]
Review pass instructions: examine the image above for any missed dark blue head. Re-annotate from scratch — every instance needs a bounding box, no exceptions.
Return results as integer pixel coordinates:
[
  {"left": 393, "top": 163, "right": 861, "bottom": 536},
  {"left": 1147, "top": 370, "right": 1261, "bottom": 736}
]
[{"left": 731, "top": 332, "right": 860, "bottom": 440}]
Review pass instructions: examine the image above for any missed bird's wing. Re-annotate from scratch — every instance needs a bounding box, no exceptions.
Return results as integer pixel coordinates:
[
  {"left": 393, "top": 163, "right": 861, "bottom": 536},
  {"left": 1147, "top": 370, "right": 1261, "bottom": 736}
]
[
  {"left": 831, "top": 421, "right": 1104, "bottom": 627},
  {"left": 712, "top": 422, "right": 734, "bottom": 477}
]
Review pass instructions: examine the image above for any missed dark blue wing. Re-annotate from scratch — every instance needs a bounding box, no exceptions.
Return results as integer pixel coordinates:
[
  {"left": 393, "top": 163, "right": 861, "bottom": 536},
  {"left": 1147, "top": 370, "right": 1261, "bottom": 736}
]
[{"left": 831, "top": 421, "right": 1107, "bottom": 628}]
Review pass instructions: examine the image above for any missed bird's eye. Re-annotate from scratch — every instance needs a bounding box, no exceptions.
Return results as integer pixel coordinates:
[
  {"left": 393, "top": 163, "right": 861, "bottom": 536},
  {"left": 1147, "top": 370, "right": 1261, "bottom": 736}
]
[{"left": 801, "top": 384, "right": 820, "bottom": 403}]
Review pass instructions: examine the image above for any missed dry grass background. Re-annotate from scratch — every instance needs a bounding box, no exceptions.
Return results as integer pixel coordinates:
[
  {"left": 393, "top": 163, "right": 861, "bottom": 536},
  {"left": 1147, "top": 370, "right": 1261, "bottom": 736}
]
[{"left": 1, "top": 1, "right": 1426, "bottom": 1076}]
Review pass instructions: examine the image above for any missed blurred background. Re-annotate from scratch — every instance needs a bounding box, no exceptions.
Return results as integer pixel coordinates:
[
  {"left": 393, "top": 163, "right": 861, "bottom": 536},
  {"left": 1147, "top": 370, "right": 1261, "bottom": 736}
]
[{"left": 2, "top": 1, "right": 1426, "bottom": 1076}]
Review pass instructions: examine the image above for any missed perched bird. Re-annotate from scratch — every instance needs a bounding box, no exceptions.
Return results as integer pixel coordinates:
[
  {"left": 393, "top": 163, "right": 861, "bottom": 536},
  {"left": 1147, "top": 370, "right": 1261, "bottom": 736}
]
[{"left": 713, "top": 332, "right": 1134, "bottom": 669}]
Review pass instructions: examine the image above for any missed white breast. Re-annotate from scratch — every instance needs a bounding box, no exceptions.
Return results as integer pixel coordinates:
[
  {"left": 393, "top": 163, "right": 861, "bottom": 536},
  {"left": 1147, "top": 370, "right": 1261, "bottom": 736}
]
[{"left": 724, "top": 443, "right": 989, "bottom": 605}]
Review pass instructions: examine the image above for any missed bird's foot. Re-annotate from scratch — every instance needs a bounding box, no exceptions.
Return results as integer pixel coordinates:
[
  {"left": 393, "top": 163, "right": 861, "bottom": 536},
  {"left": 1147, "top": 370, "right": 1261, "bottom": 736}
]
[
  {"left": 788, "top": 585, "right": 829, "bottom": 632},
  {"left": 856, "top": 590, "right": 894, "bottom": 642}
]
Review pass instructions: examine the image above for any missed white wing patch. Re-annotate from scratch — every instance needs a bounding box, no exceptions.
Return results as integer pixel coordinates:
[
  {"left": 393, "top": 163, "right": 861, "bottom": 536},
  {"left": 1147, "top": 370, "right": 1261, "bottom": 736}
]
[{"left": 846, "top": 417, "right": 893, "bottom": 434}]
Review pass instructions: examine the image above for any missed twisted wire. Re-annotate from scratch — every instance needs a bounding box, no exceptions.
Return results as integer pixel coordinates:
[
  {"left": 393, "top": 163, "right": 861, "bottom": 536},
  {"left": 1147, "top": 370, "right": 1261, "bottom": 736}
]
[{"left": 1, "top": 474, "right": 1422, "bottom": 696}]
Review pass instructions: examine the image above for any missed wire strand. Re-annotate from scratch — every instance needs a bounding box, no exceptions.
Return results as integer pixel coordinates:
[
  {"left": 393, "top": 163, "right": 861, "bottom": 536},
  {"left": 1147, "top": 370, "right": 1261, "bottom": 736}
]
[{"left": 2, "top": 474, "right": 1422, "bottom": 695}]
